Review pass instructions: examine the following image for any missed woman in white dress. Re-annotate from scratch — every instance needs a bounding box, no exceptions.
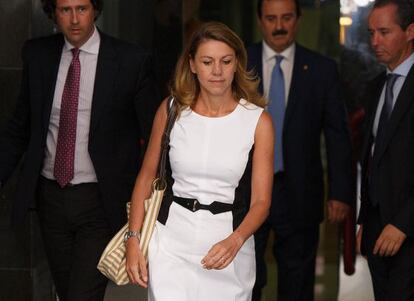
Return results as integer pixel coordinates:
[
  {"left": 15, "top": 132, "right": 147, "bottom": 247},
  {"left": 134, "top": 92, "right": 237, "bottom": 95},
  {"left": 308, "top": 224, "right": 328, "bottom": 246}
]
[{"left": 125, "top": 22, "right": 274, "bottom": 300}]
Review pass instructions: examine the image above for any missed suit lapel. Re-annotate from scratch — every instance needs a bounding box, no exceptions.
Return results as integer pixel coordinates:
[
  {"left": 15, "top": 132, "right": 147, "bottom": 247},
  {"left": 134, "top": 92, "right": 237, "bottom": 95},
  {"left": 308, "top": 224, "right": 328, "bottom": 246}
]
[
  {"left": 374, "top": 64, "right": 414, "bottom": 162},
  {"left": 360, "top": 72, "right": 386, "bottom": 164},
  {"left": 42, "top": 35, "right": 64, "bottom": 135},
  {"left": 284, "top": 45, "right": 309, "bottom": 129},
  {"left": 89, "top": 33, "right": 119, "bottom": 139}
]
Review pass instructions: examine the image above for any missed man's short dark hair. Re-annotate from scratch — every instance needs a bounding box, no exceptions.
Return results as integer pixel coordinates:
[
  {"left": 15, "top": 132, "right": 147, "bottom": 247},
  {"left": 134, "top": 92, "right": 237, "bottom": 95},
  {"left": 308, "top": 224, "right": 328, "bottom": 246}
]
[
  {"left": 257, "top": 0, "right": 302, "bottom": 19},
  {"left": 41, "top": 0, "right": 103, "bottom": 21},
  {"left": 373, "top": 0, "right": 414, "bottom": 30}
]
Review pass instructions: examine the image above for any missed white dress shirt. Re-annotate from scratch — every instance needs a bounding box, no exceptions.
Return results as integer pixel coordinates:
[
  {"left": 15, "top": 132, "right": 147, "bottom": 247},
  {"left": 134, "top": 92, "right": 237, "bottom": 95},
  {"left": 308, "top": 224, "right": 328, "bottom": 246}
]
[
  {"left": 262, "top": 41, "right": 296, "bottom": 105},
  {"left": 42, "top": 26, "right": 100, "bottom": 184}
]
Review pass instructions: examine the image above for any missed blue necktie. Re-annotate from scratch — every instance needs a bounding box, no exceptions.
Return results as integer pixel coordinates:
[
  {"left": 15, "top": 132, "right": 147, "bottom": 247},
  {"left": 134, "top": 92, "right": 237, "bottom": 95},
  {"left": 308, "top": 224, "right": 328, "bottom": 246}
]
[{"left": 268, "top": 55, "right": 285, "bottom": 173}]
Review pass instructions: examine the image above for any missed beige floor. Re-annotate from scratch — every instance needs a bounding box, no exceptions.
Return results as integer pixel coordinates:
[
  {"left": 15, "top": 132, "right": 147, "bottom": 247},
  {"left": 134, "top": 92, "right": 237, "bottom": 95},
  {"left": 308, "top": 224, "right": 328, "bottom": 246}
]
[
  {"left": 104, "top": 282, "right": 146, "bottom": 301},
  {"left": 338, "top": 256, "right": 374, "bottom": 301}
]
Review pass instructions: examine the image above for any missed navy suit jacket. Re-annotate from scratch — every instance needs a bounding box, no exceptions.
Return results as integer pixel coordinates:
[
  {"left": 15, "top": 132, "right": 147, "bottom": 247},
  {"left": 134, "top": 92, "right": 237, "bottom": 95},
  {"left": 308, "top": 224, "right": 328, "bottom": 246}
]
[
  {"left": 0, "top": 32, "right": 158, "bottom": 232},
  {"left": 359, "top": 65, "right": 414, "bottom": 238},
  {"left": 247, "top": 42, "right": 352, "bottom": 227}
]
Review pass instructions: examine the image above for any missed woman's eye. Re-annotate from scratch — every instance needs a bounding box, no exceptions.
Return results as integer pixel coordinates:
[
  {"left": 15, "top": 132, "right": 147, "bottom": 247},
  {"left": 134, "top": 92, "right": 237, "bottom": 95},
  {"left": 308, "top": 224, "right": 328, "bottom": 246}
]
[
  {"left": 202, "top": 61, "right": 212, "bottom": 66},
  {"left": 223, "top": 60, "right": 232, "bottom": 65}
]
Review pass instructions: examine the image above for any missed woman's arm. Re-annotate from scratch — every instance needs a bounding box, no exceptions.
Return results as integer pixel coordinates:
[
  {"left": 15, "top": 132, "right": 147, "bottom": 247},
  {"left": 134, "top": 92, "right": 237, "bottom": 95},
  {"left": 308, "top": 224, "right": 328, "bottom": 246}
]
[
  {"left": 126, "top": 98, "right": 169, "bottom": 287},
  {"left": 202, "top": 111, "right": 274, "bottom": 270},
  {"left": 235, "top": 111, "right": 274, "bottom": 240}
]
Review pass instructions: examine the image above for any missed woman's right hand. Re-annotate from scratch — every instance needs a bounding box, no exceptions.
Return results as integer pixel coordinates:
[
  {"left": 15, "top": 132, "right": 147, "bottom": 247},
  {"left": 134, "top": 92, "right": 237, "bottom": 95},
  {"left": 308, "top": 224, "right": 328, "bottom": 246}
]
[{"left": 125, "top": 237, "right": 148, "bottom": 287}]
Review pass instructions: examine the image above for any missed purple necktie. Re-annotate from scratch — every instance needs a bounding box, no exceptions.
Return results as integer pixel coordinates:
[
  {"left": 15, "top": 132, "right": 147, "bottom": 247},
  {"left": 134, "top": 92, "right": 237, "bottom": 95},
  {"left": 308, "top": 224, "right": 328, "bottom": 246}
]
[{"left": 54, "top": 48, "right": 80, "bottom": 187}]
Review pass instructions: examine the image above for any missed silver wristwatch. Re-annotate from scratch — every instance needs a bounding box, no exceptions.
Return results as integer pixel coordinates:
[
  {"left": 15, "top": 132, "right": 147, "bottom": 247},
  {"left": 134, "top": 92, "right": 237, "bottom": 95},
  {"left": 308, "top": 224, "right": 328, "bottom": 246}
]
[{"left": 123, "top": 230, "right": 140, "bottom": 243}]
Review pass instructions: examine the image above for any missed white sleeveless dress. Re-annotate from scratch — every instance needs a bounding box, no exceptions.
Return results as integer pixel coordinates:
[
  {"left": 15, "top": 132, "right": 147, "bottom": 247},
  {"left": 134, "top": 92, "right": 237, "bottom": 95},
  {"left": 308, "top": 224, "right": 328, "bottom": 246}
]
[{"left": 148, "top": 99, "right": 263, "bottom": 301}]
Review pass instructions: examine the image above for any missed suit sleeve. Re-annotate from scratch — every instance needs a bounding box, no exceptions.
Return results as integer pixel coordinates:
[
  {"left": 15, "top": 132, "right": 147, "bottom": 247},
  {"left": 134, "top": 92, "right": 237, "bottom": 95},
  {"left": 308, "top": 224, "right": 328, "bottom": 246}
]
[
  {"left": 322, "top": 60, "right": 353, "bottom": 205},
  {"left": 0, "top": 41, "right": 31, "bottom": 184},
  {"left": 133, "top": 53, "right": 159, "bottom": 147},
  {"left": 391, "top": 195, "right": 414, "bottom": 237}
]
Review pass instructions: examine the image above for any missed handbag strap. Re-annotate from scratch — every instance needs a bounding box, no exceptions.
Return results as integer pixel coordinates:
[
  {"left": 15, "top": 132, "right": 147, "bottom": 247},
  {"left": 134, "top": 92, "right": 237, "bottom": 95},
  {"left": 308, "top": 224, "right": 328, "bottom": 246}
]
[{"left": 157, "top": 96, "right": 177, "bottom": 188}]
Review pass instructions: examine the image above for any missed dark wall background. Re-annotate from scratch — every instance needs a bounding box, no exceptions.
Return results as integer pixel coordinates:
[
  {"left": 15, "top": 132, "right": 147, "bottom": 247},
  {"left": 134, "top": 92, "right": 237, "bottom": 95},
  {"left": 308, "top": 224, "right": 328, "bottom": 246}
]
[{"left": 0, "top": 1, "right": 56, "bottom": 300}]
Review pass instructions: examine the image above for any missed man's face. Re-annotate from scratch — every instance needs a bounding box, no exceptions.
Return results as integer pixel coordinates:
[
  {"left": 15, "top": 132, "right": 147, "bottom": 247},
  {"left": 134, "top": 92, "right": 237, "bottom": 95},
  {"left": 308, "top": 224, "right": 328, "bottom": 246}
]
[
  {"left": 258, "top": 0, "right": 300, "bottom": 53},
  {"left": 368, "top": 4, "right": 414, "bottom": 70},
  {"left": 55, "top": 0, "right": 96, "bottom": 48}
]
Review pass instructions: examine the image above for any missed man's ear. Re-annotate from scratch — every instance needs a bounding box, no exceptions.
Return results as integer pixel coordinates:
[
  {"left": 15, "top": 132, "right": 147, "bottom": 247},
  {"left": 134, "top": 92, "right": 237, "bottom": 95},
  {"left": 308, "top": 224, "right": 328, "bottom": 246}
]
[{"left": 406, "top": 23, "right": 414, "bottom": 43}]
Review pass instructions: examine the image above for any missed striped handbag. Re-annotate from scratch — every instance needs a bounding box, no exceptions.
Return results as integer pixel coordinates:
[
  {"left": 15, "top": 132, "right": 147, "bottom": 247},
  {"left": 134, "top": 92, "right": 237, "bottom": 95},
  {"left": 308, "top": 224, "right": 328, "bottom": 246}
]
[{"left": 97, "top": 98, "right": 177, "bottom": 285}]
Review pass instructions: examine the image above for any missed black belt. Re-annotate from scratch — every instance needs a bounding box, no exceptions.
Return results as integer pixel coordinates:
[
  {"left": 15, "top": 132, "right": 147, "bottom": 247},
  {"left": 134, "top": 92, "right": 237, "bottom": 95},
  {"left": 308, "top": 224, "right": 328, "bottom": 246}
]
[
  {"left": 173, "top": 196, "right": 233, "bottom": 214},
  {"left": 39, "top": 176, "right": 97, "bottom": 188}
]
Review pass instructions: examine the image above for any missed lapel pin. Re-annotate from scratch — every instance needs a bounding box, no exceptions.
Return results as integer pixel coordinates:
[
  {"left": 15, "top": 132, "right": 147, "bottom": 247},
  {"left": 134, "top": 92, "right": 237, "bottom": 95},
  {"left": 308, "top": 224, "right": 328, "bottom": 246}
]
[{"left": 303, "top": 65, "right": 309, "bottom": 71}]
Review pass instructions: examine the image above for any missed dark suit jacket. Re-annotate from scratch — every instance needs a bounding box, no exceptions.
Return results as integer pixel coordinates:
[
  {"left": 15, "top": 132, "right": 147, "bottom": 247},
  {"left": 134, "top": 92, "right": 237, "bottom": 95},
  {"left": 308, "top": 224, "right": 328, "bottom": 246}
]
[
  {"left": 247, "top": 42, "right": 352, "bottom": 227},
  {"left": 359, "top": 65, "right": 414, "bottom": 238},
  {"left": 0, "top": 32, "right": 158, "bottom": 232}
]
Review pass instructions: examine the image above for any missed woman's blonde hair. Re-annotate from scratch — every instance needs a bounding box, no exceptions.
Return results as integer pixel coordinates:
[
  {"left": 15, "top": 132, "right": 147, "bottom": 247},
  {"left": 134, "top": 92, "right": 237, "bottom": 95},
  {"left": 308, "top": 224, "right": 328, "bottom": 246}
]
[{"left": 170, "top": 21, "right": 266, "bottom": 110}]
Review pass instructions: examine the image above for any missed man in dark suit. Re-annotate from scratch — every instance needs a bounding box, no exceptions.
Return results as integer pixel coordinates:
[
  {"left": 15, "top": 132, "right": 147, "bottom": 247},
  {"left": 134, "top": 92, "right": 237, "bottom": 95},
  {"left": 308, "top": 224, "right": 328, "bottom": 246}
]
[
  {"left": 357, "top": 0, "right": 414, "bottom": 300},
  {"left": 247, "top": 0, "right": 353, "bottom": 300},
  {"left": 0, "top": 0, "right": 157, "bottom": 300}
]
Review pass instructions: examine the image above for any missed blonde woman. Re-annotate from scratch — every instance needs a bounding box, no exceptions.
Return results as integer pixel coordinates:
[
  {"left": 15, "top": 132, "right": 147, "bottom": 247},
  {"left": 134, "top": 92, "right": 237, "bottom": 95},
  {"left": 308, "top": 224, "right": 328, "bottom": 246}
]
[{"left": 126, "top": 22, "right": 274, "bottom": 300}]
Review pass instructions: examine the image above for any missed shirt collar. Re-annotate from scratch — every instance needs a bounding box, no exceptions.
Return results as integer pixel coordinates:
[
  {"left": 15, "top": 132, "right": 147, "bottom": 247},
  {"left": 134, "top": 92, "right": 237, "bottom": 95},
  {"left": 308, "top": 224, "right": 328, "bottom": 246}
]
[
  {"left": 63, "top": 26, "right": 100, "bottom": 55},
  {"left": 262, "top": 40, "right": 295, "bottom": 63},
  {"left": 387, "top": 52, "right": 414, "bottom": 77}
]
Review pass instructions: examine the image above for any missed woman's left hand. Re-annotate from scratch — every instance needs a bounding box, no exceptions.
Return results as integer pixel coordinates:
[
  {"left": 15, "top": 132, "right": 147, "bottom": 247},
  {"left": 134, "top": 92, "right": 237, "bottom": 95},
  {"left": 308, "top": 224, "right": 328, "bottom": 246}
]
[{"left": 201, "top": 231, "right": 245, "bottom": 270}]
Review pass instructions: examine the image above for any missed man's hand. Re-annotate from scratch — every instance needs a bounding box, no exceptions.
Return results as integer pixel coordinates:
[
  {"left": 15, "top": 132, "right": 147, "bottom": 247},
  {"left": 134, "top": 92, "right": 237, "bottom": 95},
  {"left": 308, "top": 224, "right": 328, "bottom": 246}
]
[
  {"left": 327, "top": 199, "right": 350, "bottom": 223},
  {"left": 373, "top": 224, "right": 406, "bottom": 257}
]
